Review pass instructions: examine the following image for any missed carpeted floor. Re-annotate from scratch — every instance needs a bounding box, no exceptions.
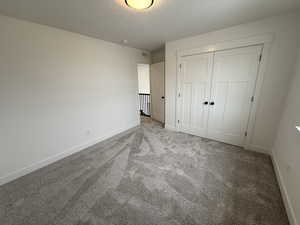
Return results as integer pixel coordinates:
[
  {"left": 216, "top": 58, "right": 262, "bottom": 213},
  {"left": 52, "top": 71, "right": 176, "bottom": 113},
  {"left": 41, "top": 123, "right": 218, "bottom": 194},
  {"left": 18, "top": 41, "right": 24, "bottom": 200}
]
[{"left": 0, "top": 117, "right": 289, "bottom": 225}]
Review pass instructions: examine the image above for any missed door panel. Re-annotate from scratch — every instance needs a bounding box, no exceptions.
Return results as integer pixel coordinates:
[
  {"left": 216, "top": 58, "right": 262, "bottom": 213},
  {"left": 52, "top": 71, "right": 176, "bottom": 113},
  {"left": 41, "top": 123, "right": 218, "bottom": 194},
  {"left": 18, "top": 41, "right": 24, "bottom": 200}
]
[
  {"left": 150, "top": 62, "right": 165, "bottom": 123},
  {"left": 179, "top": 53, "right": 213, "bottom": 137},
  {"left": 207, "top": 45, "right": 262, "bottom": 146}
]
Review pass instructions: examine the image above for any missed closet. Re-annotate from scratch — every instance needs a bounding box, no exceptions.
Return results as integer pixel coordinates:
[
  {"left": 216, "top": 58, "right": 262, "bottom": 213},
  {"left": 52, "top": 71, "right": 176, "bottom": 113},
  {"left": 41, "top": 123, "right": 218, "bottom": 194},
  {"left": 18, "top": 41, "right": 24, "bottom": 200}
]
[{"left": 177, "top": 45, "right": 262, "bottom": 147}]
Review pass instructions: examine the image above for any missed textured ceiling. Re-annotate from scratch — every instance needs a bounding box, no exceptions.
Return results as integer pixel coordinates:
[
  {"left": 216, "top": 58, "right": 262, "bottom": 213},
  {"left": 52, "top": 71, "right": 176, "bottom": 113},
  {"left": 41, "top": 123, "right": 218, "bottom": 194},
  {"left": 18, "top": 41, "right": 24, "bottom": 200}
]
[{"left": 0, "top": 0, "right": 299, "bottom": 50}]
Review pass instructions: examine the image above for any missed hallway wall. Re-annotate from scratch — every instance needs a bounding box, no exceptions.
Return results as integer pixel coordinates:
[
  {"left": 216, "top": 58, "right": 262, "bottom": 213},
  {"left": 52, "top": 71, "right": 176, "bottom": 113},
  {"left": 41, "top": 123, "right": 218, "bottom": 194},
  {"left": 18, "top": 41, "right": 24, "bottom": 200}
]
[
  {"left": 138, "top": 64, "right": 150, "bottom": 94},
  {"left": 151, "top": 48, "right": 165, "bottom": 64}
]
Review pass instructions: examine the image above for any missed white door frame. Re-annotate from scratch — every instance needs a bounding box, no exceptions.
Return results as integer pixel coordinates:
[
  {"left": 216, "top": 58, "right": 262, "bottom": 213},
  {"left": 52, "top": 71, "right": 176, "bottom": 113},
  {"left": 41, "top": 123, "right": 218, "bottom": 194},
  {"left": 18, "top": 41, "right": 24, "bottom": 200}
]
[{"left": 175, "top": 33, "right": 274, "bottom": 150}]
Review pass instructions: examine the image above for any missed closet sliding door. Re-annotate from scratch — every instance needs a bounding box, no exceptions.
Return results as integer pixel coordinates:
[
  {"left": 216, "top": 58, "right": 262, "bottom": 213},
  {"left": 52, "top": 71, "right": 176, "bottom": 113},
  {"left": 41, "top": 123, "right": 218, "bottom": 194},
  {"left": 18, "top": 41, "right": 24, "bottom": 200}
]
[
  {"left": 207, "top": 45, "right": 262, "bottom": 146},
  {"left": 178, "top": 53, "right": 213, "bottom": 137}
]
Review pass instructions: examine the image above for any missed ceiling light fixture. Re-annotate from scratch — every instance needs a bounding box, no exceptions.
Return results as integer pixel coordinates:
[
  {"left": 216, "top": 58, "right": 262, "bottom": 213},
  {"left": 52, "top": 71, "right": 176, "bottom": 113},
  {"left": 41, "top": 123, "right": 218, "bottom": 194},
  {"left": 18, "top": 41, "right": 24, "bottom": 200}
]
[{"left": 125, "top": 0, "right": 154, "bottom": 9}]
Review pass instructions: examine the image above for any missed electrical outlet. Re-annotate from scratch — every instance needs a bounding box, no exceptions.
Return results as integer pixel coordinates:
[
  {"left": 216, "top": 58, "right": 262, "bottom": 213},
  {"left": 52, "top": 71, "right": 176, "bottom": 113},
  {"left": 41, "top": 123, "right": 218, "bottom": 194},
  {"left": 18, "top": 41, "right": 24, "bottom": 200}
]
[{"left": 285, "top": 163, "right": 292, "bottom": 173}]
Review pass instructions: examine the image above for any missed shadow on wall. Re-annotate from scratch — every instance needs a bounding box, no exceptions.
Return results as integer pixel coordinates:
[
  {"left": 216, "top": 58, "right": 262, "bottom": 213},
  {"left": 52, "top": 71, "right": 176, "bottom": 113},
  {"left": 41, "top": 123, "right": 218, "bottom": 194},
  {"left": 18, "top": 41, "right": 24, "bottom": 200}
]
[{"left": 151, "top": 47, "right": 165, "bottom": 64}]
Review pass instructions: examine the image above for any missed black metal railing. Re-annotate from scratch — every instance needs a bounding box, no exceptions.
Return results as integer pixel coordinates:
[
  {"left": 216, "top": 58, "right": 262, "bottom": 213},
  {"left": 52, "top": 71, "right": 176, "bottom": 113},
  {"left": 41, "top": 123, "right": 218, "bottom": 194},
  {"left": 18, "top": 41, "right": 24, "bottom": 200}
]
[{"left": 139, "top": 93, "right": 151, "bottom": 117}]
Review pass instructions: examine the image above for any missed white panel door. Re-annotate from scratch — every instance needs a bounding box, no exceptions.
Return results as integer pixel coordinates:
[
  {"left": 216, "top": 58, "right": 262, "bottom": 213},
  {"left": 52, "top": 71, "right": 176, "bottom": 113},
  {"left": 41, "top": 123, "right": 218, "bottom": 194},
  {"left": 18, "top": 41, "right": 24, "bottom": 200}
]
[
  {"left": 207, "top": 45, "right": 262, "bottom": 146},
  {"left": 150, "top": 62, "right": 165, "bottom": 123},
  {"left": 178, "top": 53, "right": 213, "bottom": 137}
]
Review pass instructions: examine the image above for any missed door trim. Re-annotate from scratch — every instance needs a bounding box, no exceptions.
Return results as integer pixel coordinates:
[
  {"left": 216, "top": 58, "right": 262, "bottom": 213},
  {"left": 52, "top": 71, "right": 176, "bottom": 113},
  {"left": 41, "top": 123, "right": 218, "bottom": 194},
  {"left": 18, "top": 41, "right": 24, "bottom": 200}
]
[{"left": 175, "top": 33, "right": 274, "bottom": 151}]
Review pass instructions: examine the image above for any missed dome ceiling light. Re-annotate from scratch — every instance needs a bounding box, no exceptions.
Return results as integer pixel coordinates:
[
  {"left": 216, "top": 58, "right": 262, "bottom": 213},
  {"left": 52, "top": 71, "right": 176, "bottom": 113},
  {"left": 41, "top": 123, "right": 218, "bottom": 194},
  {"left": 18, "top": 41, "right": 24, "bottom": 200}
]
[{"left": 125, "top": 0, "right": 154, "bottom": 10}]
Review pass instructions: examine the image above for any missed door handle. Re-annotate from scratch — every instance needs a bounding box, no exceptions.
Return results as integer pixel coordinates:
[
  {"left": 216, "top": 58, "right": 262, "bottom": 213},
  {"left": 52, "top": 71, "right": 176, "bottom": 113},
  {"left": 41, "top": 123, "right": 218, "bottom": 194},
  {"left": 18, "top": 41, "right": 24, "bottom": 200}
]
[
  {"left": 203, "top": 101, "right": 208, "bottom": 105},
  {"left": 210, "top": 102, "right": 215, "bottom": 105},
  {"left": 161, "top": 96, "right": 165, "bottom": 99}
]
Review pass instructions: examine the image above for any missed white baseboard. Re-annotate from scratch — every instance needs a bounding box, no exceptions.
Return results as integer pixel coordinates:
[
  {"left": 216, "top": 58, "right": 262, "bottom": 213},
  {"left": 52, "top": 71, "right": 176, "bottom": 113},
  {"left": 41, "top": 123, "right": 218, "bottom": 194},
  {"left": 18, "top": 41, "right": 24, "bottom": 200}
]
[
  {"left": 271, "top": 154, "right": 298, "bottom": 225},
  {"left": 165, "top": 124, "right": 177, "bottom": 131},
  {"left": 0, "top": 121, "right": 139, "bottom": 186},
  {"left": 247, "top": 144, "right": 270, "bottom": 154},
  {"left": 164, "top": 128, "right": 270, "bottom": 155}
]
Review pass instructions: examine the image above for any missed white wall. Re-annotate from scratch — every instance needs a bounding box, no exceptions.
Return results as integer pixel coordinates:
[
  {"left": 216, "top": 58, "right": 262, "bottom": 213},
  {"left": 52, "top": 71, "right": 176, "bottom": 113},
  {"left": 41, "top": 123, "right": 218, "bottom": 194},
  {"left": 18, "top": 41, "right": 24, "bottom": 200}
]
[
  {"left": 272, "top": 48, "right": 300, "bottom": 225},
  {"left": 138, "top": 64, "right": 150, "bottom": 94},
  {"left": 151, "top": 48, "right": 165, "bottom": 64},
  {"left": 165, "top": 12, "right": 300, "bottom": 153},
  {"left": 0, "top": 14, "right": 150, "bottom": 184}
]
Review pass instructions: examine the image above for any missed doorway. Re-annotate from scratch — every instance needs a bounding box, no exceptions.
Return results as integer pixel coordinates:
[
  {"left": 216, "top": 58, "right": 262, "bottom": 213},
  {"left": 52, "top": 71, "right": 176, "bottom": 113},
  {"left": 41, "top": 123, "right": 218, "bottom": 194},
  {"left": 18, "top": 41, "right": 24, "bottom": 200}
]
[
  {"left": 138, "top": 64, "right": 151, "bottom": 117},
  {"left": 137, "top": 62, "right": 165, "bottom": 124}
]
